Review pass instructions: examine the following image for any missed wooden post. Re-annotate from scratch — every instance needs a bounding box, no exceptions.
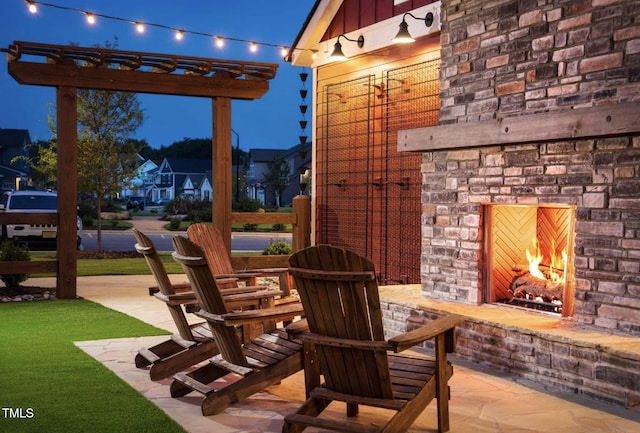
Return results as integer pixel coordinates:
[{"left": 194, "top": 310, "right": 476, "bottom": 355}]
[
  {"left": 212, "top": 97, "right": 233, "bottom": 255},
  {"left": 292, "top": 195, "right": 311, "bottom": 252},
  {"left": 56, "top": 86, "right": 78, "bottom": 299}
]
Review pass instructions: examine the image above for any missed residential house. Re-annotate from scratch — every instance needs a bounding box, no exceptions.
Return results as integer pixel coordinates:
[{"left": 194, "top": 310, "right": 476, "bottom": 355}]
[
  {"left": 280, "top": 141, "right": 312, "bottom": 203},
  {"left": 152, "top": 157, "right": 212, "bottom": 202},
  {"left": 0, "top": 128, "right": 31, "bottom": 191},
  {"left": 246, "top": 148, "right": 286, "bottom": 206},
  {"left": 120, "top": 155, "right": 158, "bottom": 200},
  {"left": 289, "top": 0, "right": 640, "bottom": 408},
  {"left": 247, "top": 144, "right": 312, "bottom": 207}
]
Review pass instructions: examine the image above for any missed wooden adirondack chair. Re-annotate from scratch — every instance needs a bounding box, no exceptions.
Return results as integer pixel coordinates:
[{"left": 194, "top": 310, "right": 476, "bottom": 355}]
[
  {"left": 284, "top": 245, "right": 465, "bottom": 433},
  {"left": 133, "top": 229, "right": 218, "bottom": 381},
  {"left": 170, "top": 235, "right": 306, "bottom": 416},
  {"left": 133, "top": 229, "right": 283, "bottom": 380},
  {"left": 187, "top": 223, "right": 293, "bottom": 298}
]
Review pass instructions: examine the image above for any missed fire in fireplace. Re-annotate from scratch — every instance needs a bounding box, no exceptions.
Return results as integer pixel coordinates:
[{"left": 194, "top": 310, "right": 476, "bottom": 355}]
[{"left": 484, "top": 204, "right": 576, "bottom": 317}]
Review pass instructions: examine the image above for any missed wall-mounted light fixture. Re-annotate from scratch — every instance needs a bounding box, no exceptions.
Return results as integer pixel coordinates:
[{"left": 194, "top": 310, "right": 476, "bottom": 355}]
[
  {"left": 392, "top": 12, "right": 434, "bottom": 44},
  {"left": 328, "top": 34, "right": 365, "bottom": 61}
]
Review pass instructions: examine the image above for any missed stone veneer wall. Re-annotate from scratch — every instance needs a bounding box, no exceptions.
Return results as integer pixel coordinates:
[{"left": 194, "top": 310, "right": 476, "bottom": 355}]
[
  {"left": 381, "top": 301, "right": 640, "bottom": 410},
  {"left": 420, "top": 0, "right": 640, "bottom": 334}
]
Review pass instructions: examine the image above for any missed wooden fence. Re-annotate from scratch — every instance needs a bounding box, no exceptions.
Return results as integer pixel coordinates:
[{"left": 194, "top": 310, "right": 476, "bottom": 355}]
[{"left": 0, "top": 195, "right": 311, "bottom": 278}]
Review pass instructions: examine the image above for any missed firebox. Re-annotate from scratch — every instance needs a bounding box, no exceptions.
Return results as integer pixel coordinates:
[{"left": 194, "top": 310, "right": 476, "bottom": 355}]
[{"left": 484, "top": 204, "right": 576, "bottom": 317}]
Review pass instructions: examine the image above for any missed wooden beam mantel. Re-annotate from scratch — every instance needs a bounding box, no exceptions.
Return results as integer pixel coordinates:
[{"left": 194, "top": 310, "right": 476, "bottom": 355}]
[{"left": 398, "top": 102, "right": 640, "bottom": 152}]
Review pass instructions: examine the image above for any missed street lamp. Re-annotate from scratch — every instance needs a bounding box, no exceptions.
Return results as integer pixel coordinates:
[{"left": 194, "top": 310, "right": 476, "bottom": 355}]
[{"left": 232, "top": 129, "right": 240, "bottom": 203}]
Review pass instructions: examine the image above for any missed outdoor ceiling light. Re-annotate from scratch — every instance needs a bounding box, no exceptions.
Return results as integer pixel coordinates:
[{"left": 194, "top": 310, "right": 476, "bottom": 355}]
[
  {"left": 392, "top": 12, "right": 434, "bottom": 44},
  {"left": 328, "top": 34, "right": 365, "bottom": 61}
]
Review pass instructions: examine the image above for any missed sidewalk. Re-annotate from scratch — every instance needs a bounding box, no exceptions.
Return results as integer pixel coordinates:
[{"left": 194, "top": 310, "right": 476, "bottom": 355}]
[{"left": 58, "top": 275, "right": 640, "bottom": 433}]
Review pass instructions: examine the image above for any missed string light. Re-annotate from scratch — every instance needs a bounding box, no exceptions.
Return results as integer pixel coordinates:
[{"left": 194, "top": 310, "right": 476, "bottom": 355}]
[{"left": 20, "top": 0, "right": 315, "bottom": 60}]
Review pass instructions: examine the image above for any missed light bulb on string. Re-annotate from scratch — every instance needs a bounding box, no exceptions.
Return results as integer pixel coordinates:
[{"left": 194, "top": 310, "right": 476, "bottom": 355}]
[{"left": 20, "top": 1, "right": 318, "bottom": 62}]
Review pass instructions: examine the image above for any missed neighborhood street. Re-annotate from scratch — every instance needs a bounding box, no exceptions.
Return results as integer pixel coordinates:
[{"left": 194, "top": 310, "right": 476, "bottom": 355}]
[{"left": 81, "top": 217, "right": 291, "bottom": 252}]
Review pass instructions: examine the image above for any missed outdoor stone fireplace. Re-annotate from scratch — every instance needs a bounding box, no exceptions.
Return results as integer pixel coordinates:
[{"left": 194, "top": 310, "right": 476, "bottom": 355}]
[
  {"left": 484, "top": 203, "right": 576, "bottom": 317},
  {"left": 411, "top": 127, "right": 640, "bottom": 334}
]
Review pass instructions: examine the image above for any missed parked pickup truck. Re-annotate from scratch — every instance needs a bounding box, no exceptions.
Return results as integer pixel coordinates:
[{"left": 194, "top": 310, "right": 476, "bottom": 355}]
[{"left": 0, "top": 190, "right": 82, "bottom": 249}]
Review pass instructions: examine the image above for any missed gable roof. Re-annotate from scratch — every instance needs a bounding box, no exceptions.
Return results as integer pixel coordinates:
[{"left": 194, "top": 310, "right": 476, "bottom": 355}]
[
  {"left": 287, "top": 0, "right": 441, "bottom": 67},
  {"left": 161, "top": 157, "right": 211, "bottom": 174},
  {"left": 0, "top": 129, "right": 31, "bottom": 149}
]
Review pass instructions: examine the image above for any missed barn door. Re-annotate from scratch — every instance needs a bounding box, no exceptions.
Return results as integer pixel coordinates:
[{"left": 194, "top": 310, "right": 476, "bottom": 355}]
[{"left": 316, "top": 59, "right": 440, "bottom": 284}]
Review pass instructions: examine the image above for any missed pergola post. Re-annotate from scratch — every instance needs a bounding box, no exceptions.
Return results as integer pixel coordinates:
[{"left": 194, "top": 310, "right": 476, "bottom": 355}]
[
  {"left": 212, "top": 97, "right": 233, "bottom": 255},
  {"left": 55, "top": 86, "right": 78, "bottom": 298},
  {"left": 4, "top": 42, "right": 277, "bottom": 295}
]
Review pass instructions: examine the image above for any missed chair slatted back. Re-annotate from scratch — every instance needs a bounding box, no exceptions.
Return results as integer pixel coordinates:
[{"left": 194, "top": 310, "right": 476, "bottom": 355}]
[
  {"left": 133, "top": 229, "right": 194, "bottom": 341},
  {"left": 289, "top": 245, "right": 393, "bottom": 399},
  {"left": 187, "top": 224, "right": 235, "bottom": 276},
  {"left": 172, "top": 235, "right": 248, "bottom": 367}
]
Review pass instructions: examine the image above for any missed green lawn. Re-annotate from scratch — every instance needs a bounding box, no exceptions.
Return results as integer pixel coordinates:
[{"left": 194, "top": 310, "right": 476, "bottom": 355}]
[{"left": 0, "top": 300, "right": 184, "bottom": 433}]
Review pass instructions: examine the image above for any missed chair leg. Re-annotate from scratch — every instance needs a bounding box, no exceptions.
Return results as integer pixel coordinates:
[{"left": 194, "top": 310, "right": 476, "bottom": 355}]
[
  {"left": 283, "top": 396, "right": 331, "bottom": 433},
  {"left": 200, "top": 353, "right": 303, "bottom": 416},
  {"left": 170, "top": 362, "right": 228, "bottom": 398},
  {"left": 148, "top": 340, "right": 218, "bottom": 381}
]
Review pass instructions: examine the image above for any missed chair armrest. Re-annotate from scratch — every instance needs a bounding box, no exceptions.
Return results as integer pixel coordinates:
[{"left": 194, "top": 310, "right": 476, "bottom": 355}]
[
  {"left": 148, "top": 282, "right": 191, "bottom": 296},
  {"left": 220, "top": 285, "right": 273, "bottom": 295},
  {"left": 222, "top": 289, "right": 283, "bottom": 303},
  {"left": 235, "top": 267, "right": 288, "bottom": 275},
  {"left": 193, "top": 309, "right": 225, "bottom": 323},
  {"left": 221, "top": 303, "right": 305, "bottom": 326},
  {"left": 285, "top": 318, "right": 309, "bottom": 337},
  {"left": 215, "top": 272, "right": 260, "bottom": 281},
  {"left": 153, "top": 291, "right": 197, "bottom": 306},
  {"left": 388, "top": 314, "right": 465, "bottom": 353},
  {"left": 297, "top": 332, "right": 392, "bottom": 351}
]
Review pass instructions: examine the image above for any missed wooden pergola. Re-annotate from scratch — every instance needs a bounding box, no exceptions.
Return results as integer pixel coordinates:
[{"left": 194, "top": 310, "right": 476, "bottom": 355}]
[{"left": 2, "top": 41, "right": 279, "bottom": 299}]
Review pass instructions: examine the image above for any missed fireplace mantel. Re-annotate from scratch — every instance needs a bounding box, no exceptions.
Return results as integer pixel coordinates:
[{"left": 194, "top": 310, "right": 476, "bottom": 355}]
[{"left": 398, "top": 101, "right": 640, "bottom": 152}]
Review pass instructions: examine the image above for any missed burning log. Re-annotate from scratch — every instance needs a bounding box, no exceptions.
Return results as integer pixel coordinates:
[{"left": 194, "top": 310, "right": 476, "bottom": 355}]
[{"left": 510, "top": 264, "right": 564, "bottom": 303}]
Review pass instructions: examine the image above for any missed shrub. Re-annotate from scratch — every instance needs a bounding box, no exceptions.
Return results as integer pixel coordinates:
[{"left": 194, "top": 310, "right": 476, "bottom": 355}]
[
  {"left": 0, "top": 240, "right": 30, "bottom": 287},
  {"left": 243, "top": 223, "right": 258, "bottom": 232},
  {"left": 272, "top": 223, "right": 285, "bottom": 231},
  {"left": 235, "top": 198, "right": 263, "bottom": 212},
  {"left": 262, "top": 240, "right": 292, "bottom": 256},
  {"left": 81, "top": 215, "right": 94, "bottom": 228},
  {"left": 169, "top": 217, "right": 182, "bottom": 230},
  {"left": 186, "top": 208, "right": 212, "bottom": 223}
]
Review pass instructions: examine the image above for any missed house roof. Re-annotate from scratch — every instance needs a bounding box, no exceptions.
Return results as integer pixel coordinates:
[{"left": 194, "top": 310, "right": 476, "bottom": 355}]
[
  {"left": 162, "top": 157, "right": 211, "bottom": 174},
  {"left": 287, "top": 0, "right": 442, "bottom": 67},
  {"left": 0, "top": 128, "right": 32, "bottom": 149},
  {"left": 249, "top": 148, "right": 286, "bottom": 163}
]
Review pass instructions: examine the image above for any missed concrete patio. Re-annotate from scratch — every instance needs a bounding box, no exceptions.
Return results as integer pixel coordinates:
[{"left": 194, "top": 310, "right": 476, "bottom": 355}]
[{"left": 16, "top": 274, "right": 633, "bottom": 432}]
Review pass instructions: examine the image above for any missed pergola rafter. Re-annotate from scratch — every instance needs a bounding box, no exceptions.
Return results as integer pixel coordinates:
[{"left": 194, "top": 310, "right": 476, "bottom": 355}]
[{"left": 2, "top": 41, "right": 278, "bottom": 298}]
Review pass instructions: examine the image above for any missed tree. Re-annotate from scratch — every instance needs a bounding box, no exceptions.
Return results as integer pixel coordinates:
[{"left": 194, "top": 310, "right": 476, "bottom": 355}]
[
  {"left": 263, "top": 157, "right": 290, "bottom": 207},
  {"left": 76, "top": 82, "right": 144, "bottom": 250},
  {"left": 24, "top": 40, "right": 144, "bottom": 250}
]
